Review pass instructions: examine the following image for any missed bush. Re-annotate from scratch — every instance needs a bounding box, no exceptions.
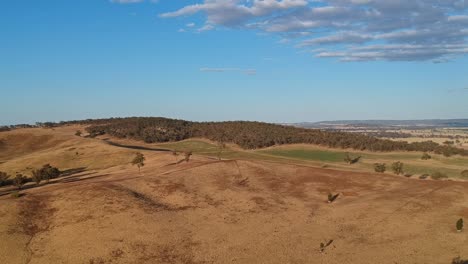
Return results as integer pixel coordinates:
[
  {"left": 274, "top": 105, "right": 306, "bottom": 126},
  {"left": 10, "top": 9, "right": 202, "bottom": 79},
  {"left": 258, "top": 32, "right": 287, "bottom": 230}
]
[
  {"left": 344, "top": 153, "right": 361, "bottom": 164},
  {"left": 431, "top": 171, "right": 448, "bottom": 180},
  {"left": 421, "top": 152, "right": 432, "bottom": 160},
  {"left": 457, "top": 218, "right": 464, "bottom": 232},
  {"left": 10, "top": 191, "right": 21, "bottom": 198},
  {"left": 374, "top": 163, "right": 386, "bottom": 173},
  {"left": 75, "top": 130, "right": 82, "bottom": 137},
  {"left": 327, "top": 193, "right": 339, "bottom": 203},
  {"left": 461, "top": 170, "right": 468, "bottom": 179},
  {"left": 419, "top": 174, "right": 429, "bottom": 179},
  {"left": 391, "top": 161, "right": 404, "bottom": 175}
]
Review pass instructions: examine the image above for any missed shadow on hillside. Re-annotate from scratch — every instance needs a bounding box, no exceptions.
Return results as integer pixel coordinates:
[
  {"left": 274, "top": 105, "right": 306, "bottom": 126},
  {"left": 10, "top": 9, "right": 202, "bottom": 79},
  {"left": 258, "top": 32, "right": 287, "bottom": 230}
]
[
  {"left": 61, "top": 167, "right": 88, "bottom": 177},
  {"left": 103, "top": 140, "right": 171, "bottom": 152}
]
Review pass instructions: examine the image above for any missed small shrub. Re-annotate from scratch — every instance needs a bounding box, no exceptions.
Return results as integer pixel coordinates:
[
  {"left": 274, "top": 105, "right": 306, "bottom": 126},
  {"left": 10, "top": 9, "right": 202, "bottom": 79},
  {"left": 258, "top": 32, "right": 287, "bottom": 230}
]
[
  {"left": 10, "top": 191, "right": 21, "bottom": 198},
  {"left": 419, "top": 174, "right": 429, "bottom": 180},
  {"left": 319, "top": 240, "right": 334, "bottom": 253},
  {"left": 404, "top": 173, "right": 412, "bottom": 178},
  {"left": 344, "top": 153, "right": 361, "bottom": 164},
  {"left": 431, "top": 171, "right": 448, "bottom": 180},
  {"left": 391, "top": 161, "right": 404, "bottom": 175},
  {"left": 461, "top": 170, "right": 468, "bottom": 179},
  {"left": 327, "top": 193, "right": 340, "bottom": 203},
  {"left": 75, "top": 130, "right": 82, "bottom": 137},
  {"left": 457, "top": 218, "right": 464, "bottom": 232},
  {"left": 374, "top": 163, "right": 386, "bottom": 173},
  {"left": 0, "top": 171, "right": 10, "bottom": 186},
  {"left": 421, "top": 152, "right": 432, "bottom": 160}
]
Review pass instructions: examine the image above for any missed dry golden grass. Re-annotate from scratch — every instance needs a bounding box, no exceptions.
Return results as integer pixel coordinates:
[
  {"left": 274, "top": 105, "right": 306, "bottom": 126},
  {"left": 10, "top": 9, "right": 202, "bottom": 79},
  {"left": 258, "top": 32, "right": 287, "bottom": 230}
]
[{"left": 1, "top": 126, "right": 468, "bottom": 264}]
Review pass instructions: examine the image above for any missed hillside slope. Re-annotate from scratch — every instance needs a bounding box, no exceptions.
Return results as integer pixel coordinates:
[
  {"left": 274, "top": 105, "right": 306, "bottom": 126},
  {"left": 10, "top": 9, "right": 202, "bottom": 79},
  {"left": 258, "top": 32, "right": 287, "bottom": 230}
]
[{"left": 1, "top": 127, "right": 468, "bottom": 263}]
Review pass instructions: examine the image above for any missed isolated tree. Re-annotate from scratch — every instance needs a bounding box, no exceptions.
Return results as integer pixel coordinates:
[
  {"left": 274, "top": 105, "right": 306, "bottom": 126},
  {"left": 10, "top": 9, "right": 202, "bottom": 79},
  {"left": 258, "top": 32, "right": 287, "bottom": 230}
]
[
  {"left": 184, "top": 151, "right": 193, "bottom": 162},
  {"left": 13, "top": 174, "right": 27, "bottom": 190},
  {"left": 75, "top": 130, "right": 82, "bottom": 137},
  {"left": 344, "top": 153, "right": 361, "bottom": 164},
  {"left": 421, "top": 153, "right": 432, "bottom": 160},
  {"left": 131, "top": 152, "right": 145, "bottom": 173},
  {"left": 0, "top": 171, "right": 10, "bottom": 186},
  {"left": 172, "top": 150, "right": 179, "bottom": 162},
  {"left": 374, "top": 163, "right": 386, "bottom": 173},
  {"left": 31, "top": 169, "right": 42, "bottom": 185},
  {"left": 217, "top": 141, "right": 226, "bottom": 160},
  {"left": 391, "top": 161, "right": 404, "bottom": 175},
  {"left": 457, "top": 218, "right": 464, "bottom": 232}
]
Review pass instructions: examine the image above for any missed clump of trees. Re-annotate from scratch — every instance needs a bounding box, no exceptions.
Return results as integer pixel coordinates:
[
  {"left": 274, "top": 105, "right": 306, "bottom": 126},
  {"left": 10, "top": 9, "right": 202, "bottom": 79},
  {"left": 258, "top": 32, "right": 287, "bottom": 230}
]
[
  {"left": 131, "top": 152, "right": 145, "bottom": 173},
  {"left": 0, "top": 171, "right": 10, "bottom": 186},
  {"left": 77, "top": 117, "right": 468, "bottom": 155},
  {"left": 374, "top": 163, "right": 386, "bottom": 173},
  {"left": 421, "top": 152, "right": 432, "bottom": 160},
  {"left": 391, "top": 162, "right": 404, "bottom": 175},
  {"left": 31, "top": 164, "right": 60, "bottom": 185}
]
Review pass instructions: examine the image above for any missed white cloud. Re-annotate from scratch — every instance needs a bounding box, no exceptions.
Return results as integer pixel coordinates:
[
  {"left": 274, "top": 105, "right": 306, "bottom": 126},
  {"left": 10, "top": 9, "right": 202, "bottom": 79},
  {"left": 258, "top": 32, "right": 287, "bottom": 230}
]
[
  {"left": 160, "top": 0, "right": 468, "bottom": 62},
  {"left": 200, "top": 67, "right": 257, "bottom": 75}
]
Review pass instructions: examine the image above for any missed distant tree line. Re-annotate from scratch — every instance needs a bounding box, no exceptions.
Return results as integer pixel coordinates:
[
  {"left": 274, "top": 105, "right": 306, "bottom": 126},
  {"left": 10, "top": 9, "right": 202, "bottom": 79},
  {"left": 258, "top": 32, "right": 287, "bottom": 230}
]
[{"left": 69, "top": 117, "right": 468, "bottom": 156}]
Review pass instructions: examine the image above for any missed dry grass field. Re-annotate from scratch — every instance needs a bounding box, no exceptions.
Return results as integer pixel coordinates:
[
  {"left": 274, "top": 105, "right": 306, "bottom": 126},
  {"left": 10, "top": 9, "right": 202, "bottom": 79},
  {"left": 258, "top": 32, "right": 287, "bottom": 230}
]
[{"left": 1, "top": 127, "right": 468, "bottom": 264}]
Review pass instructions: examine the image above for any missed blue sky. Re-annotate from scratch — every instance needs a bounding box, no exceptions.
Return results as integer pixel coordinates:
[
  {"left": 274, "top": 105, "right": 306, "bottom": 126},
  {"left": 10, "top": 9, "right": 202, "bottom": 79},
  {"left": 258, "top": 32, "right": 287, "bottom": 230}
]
[{"left": 1, "top": 0, "right": 467, "bottom": 125}]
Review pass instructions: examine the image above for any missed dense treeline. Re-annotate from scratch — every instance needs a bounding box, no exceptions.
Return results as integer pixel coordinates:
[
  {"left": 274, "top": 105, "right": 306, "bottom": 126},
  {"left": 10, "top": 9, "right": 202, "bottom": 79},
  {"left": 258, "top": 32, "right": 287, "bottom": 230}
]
[{"left": 78, "top": 117, "right": 468, "bottom": 156}]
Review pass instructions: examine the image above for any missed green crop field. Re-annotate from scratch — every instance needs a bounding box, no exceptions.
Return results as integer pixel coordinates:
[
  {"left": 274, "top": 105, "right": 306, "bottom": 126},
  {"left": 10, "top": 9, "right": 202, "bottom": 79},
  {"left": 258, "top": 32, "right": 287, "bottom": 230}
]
[{"left": 155, "top": 140, "right": 468, "bottom": 179}]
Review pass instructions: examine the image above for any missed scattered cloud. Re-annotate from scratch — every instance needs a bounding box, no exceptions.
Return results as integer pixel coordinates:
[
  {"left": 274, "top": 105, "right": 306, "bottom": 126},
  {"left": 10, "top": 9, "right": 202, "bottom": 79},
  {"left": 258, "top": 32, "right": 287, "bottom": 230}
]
[
  {"left": 200, "top": 67, "right": 257, "bottom": 75},
  {"left": 160, "top": 0, "right": 468, "bottom": 62}
]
